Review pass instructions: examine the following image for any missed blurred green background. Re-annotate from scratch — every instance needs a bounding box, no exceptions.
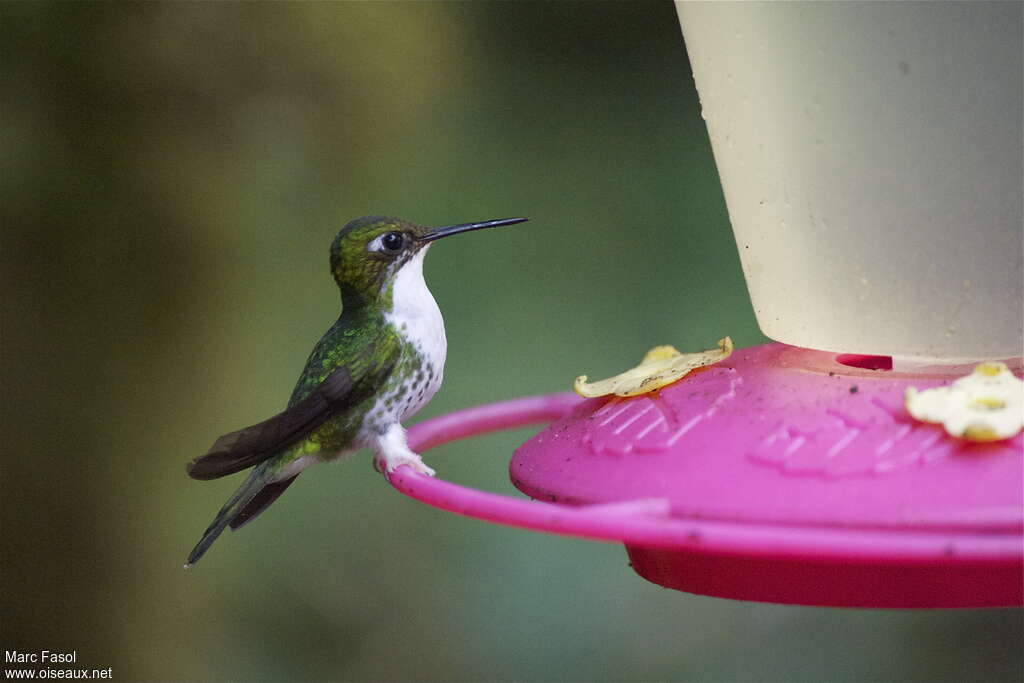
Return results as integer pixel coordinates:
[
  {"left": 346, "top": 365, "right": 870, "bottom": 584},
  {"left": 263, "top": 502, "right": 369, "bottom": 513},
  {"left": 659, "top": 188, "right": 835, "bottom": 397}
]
[{"left": 2, "top": 2, "right": 1020, "bottom": 681}]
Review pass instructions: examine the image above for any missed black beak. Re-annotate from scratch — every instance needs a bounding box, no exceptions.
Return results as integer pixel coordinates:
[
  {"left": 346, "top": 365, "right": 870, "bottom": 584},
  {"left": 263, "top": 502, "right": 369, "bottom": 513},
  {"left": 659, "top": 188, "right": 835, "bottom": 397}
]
[{"left": 421, "top": 217, "right": 528, "bottom": 243}]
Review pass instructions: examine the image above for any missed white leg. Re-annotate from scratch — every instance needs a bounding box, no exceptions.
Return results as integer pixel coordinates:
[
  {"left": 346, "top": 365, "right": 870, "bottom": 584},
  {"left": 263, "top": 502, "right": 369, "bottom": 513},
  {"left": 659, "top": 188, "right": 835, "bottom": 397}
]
[{"left": 371, "top": 422, "right": 436, "bottom": 477}]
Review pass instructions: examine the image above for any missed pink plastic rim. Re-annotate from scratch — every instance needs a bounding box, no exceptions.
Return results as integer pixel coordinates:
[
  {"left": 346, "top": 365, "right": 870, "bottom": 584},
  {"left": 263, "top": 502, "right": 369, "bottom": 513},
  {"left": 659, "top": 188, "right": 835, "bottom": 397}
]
[{"left": 388, "top": 393, "right": 1023, "bottom": 565}]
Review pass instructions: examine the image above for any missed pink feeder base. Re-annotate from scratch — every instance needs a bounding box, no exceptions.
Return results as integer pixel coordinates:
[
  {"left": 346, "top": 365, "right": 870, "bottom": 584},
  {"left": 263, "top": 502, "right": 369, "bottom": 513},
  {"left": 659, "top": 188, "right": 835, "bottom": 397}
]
[{"left": 389, "top": 343, "right": 1023, "bottom": 608}]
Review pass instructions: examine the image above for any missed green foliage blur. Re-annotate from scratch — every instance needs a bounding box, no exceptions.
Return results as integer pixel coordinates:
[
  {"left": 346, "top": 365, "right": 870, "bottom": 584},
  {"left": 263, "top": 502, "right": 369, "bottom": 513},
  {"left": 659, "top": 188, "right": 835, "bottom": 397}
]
[{"left": 2, "top": 2, "right": 1020, "bottom": 681}]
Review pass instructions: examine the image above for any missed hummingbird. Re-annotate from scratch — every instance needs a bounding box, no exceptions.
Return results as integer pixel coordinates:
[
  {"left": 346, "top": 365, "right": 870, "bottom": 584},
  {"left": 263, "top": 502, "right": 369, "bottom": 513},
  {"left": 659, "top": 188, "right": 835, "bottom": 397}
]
[{"left": 185, "top": 215, "right": 527, "bottom": 567}]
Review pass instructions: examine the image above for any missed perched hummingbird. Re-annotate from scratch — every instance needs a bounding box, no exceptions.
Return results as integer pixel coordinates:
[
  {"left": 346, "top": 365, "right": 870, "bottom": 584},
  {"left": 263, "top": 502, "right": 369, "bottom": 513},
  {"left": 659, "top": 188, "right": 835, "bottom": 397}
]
[{"left": 185, "top": 215, "right": 527, "bottom": 567}]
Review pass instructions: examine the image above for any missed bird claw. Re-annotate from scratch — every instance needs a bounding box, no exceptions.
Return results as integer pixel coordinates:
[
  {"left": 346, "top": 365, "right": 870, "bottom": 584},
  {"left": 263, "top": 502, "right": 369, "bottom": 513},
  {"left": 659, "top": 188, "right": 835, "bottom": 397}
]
[
  {"left": 374, "top": 452, "right": 436, "bottom": 477},
  {"left": 372, "top": 423, "right": 436, "bottom": 477}
]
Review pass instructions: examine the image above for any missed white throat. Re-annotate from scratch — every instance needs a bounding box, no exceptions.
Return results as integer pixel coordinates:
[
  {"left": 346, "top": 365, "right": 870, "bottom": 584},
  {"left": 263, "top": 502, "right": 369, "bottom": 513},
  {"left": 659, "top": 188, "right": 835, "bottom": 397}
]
[{"left": 387, "top": 247, "right": 447, "bottom": 367}]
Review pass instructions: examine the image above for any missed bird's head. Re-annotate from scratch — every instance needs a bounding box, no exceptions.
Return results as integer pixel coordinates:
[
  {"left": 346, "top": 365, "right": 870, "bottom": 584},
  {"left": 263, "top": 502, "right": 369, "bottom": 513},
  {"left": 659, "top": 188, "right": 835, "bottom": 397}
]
[{"left": 329, "top": 215, "right": 527, "bottom": 307}]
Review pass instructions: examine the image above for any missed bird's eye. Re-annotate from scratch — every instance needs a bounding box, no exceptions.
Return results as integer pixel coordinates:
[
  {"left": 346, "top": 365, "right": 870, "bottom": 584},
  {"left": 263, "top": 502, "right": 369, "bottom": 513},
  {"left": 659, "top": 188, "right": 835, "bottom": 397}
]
[{"left": 381, "top": 231, "right": 405, "bottom": 253}]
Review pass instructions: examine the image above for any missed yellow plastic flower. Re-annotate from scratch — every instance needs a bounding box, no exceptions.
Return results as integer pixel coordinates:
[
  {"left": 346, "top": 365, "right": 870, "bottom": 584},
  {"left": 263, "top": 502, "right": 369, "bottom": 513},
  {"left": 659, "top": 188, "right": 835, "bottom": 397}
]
[
  {"left": 904, "top": 362, "right": 1024, "bottom": 442},
  {"left": 574, "top": 337, "right": 733, "bottom": 398}
]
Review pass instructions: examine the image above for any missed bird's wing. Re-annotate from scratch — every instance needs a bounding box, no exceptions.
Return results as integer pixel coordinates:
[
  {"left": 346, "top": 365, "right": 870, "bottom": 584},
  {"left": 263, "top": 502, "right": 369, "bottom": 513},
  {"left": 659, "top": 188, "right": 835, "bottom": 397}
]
[{"left": 186, "top": 352, "right": 396, "bottom": 481}]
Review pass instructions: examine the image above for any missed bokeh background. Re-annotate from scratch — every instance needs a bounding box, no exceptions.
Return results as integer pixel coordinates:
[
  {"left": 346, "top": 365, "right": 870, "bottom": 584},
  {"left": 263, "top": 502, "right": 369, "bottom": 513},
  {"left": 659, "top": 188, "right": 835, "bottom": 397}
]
[{"left": 2, "top": 2, "right": 1021, "bottom": 681}]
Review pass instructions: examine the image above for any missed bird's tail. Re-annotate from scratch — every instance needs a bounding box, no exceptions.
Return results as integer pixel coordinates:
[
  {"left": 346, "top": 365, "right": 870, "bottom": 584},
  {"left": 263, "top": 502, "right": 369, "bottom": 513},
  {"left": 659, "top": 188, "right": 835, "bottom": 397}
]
[{"left": 185, "top": 465, "right": 280, "bottom": 568}]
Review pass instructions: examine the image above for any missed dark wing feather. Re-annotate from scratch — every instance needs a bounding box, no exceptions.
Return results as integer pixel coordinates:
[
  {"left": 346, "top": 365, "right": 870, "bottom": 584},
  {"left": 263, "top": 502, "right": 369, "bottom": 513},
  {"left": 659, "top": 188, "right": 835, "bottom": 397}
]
[
  {"left": 187, "top": 365, "right": 363, "bottom": 480},
  {"left": 228, "top": 474, "right": 299, "bottom": 530}
]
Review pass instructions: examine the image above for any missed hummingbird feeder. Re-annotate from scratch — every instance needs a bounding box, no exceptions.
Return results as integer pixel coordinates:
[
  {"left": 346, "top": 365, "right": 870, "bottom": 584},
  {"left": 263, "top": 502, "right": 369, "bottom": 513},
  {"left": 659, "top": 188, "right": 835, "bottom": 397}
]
[{"left": 388, "top": 3, "right": 1024, "bottom": 608}]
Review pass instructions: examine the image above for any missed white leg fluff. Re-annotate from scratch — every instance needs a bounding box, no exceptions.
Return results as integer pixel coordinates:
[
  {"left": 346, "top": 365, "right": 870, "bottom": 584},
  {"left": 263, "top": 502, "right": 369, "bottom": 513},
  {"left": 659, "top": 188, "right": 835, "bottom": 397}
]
[{"left": 372, "top": 422, "right": 436, "bottom": 477}]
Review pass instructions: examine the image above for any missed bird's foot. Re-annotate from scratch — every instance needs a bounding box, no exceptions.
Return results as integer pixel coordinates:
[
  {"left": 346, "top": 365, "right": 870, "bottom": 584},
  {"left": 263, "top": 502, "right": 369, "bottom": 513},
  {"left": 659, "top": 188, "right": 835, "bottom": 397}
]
[
  {"left": 372, "top": 424, "right": 436, "bottom": 477},
  {"left": 374, "top": 450, "right": 436, "bottom": 477}
]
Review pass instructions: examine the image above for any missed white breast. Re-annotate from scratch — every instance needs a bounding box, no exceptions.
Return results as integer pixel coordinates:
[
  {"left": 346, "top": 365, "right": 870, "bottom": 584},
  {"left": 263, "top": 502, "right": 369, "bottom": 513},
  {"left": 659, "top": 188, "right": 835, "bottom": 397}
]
[{"left": 385, "top": 247, "right": 447, "bottom": 418}]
